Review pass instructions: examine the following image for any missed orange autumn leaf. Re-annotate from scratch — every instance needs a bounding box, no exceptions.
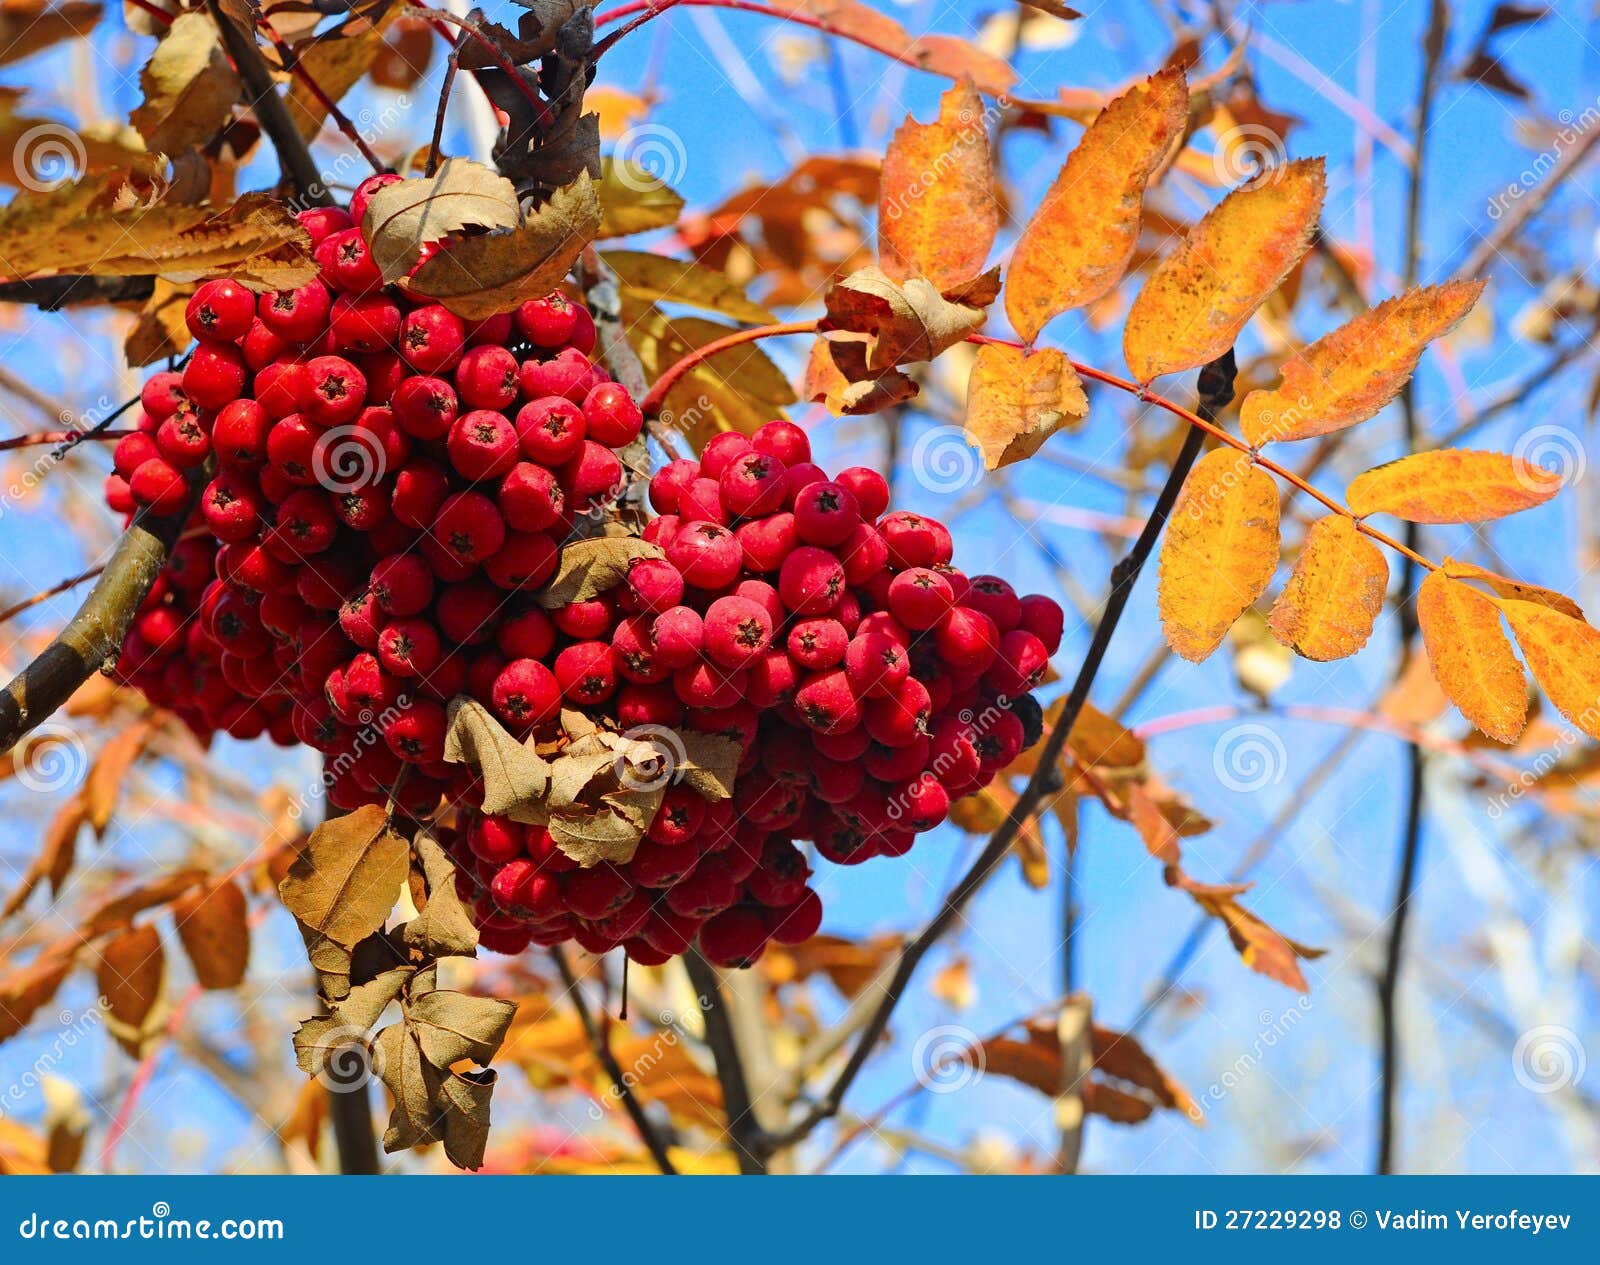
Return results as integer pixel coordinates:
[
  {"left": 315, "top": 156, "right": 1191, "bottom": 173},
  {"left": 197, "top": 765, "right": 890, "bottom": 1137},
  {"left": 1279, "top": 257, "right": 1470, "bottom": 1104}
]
[
  {"left": 1158, "top": 448, "right": 1281, "bottom": 663},
  {"left": 1123, "top": 158, "right": 1325, "bottom": 383},
  {"left": 879, "top": 78, "right": 997, "bottom": 293},
  {"left": 1268, "top": 515, "right": 1388, "bottom": 661},
  {"left": 1346, "top": 449, "right": 1562, "bottom": 523},
  {"left": 963, "top": 343, "right": 1089, "bottom": 469},
  {"left": 1416, "top": 570, "right": 1527, "bottom": 744},
  {"left": 1441, "top": 558, "right": 1583, "bottom": 621},
  {"left": 1169, "top": 871, "right": 1323, "bottom": 993},
  {"left": 1502, "top": 600, "right": 1600, "bottom": 741},
  {"left": 1005, "top": 65, "right": 1188, "bottom": 343},
  {"left": 1239, "top": 280, "right": 1484, "bottom": 445}
]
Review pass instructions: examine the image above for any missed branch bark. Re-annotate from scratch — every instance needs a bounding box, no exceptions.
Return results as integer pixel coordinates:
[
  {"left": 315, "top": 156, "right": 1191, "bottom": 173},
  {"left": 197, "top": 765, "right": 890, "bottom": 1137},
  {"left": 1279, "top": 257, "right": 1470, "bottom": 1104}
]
[
  {"left": 764, "top": 351, "right": 1238, "bottom": 1156},
  {"left": 683, "top": 948, "right": 767, "bottom": 1173},
  {"left": 0, "top": 486, "right": 200, "bottom": 755}
]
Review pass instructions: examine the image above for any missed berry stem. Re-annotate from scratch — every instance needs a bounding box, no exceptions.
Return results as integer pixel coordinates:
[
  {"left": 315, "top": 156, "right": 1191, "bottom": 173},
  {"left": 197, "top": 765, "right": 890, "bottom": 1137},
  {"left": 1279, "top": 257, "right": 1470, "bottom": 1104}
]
[
  {"left": 638, "top": 320, "right": 817, "bottom": 422},
  {"left": 249, "top": 6, "right": 387, "bottom": 176}
]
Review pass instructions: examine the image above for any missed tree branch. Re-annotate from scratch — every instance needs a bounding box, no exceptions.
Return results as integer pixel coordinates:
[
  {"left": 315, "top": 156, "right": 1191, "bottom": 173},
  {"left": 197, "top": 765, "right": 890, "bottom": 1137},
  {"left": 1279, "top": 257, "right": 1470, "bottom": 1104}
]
[
  {"left": 764, "top": 350, "right": 1238, "bottom": 1155},
  {"left": 0, "top": 482, "right": 201, "bottom": 755},
  {"left": 0, "top": 276, "right": 156, "bottom": 309},
  {"left": 552, "top": 947, "right": 679, "bottom": 1174},
  {"left": 683, "top": 948, "right": 767, "bottom": 1173}
]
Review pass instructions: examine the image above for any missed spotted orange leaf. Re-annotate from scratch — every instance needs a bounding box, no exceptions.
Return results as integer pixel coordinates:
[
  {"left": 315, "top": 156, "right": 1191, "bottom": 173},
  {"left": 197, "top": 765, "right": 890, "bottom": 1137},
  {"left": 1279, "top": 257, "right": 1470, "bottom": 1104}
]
[
  {"left": 1240, "top": 280, "right": 1485, "bottom": 445},
  {"left": 1005, "top": 66, "right": 1187, "bottom": 343},
  {"left": 1158, "top": 448, "right": 1281, "bottom": 662},
  {"left": 1441, "top": 558, "right": 1583, "bottom": 621},
  {"left": 1346, "top": 449, "right": 1562, "bottom": 523},
  {"left": 963, "top": 343, "right": 1089, "bottom": 469},
  {"left": 1416, "top": 570, "right": 1527, "bottom": 744},
  {"left": 1268, "top": 516, "right": 1388, "bottom": 661},
  {"left": 879, "top": 78, "right": 997, "bottom": 293},
  {"left": 1502, "top": 600, "right": 1600, "bottom": 741},
  {"left": 1124, "top": 159, "right": 1325, "bottom": 383}
]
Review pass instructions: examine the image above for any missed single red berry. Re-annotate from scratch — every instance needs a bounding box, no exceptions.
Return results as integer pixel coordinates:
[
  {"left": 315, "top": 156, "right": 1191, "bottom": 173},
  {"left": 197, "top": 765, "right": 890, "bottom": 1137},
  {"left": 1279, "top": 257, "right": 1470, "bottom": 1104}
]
[
  {"left": 377, "top": 617, "right": 442, "bottom": 678},
  {"left": 370, "top": 553, "right": 435, "bottom": 616},
  {"left": 213, "top": 399, "right": 271, "bottom": 467},
  {"left": 887, "top": 567, "right": 956, "bottom": 630},
  {"left": 519, "top": 347, "right": 596, "bottom": 403},
  {"left": 259, "top": 280, "right": 332, "bottom": 344},
  {"left": 155, "top": 410, "right": 210, "bottom": 468},
  {"left": 483, "top": 531, "right": 558, "bottom": 590},
  {"left": 490, "top": 658, "right": 561, "bottom": 727},
  {"left": 752, "top": 418, "right": 811, "bottom": 467},
  {"left": 986, "top": 628, "right": 1049, "bottom": 697},
  {"left": 648, "top": 460, "right": 699, "bottom": 514},
  {"left": 456, "top": 345, "right": 520, "bottom": 411},
  {"left": 130, "top": 458, "right": 188, "bottom": 515},
  {"left": 324, "top": 226, "right": 383, "bottom": 293},
  {"left": 496, "top": 609, "right": 557, "bottom": 660},
  {"left": 1018, "top": 593, "right": 1065, "bottom": 654},
  {"left": 182, "top": 341, "right": 248, "bottom": 410},
  {"left": 651, "top": 605, "right": 703, "bottom": 668},
  {"left": 778, "top": 545, "right": 846, "bottom": 616},
  {"left": 667, "top": 521, "right": 742, "bottom": 590},
  {"left": 699, "top": 905, "right": 770, "bottom": 968},
  {"left": 113, "top": 431, "right": 160, "bottom": 478},
  {"left": 794, "top": 668, "right": 862, "bottom": 735},
  {"left": 787, "top": 617, "right": 848, "bottom": 670},
  {"left": 699, "top": 432, "right": 752, "bottom": 480},
  {"left": 515, "top": 396, "right": 585, "bottom": 465},
  {"left": 676, "top": 477, "right": 726, "bottom": 525},
  {"left": 435, "top": 490, "right": 506, "bottom": 563},
  {"left": 391, "top": 375, "right": 459, "bottom": 440},
  {"left": 836, "top": 466, "right": 890, "bottom": 520},
  {"left": 382, "top": 698, "right": 448, "bottom": 764},
  {"left": 330, "top": 291, "right": 401, "bottom": 353},
  {"left": 966, "top": 575, "right": 1023, "bottom": 630},
  {"left": 843, "top": 629, "right": 909, "bottom": 698},
  {"left": 514, "top": 292, "right": 579, "bottom": 347},
  {"left": 185, "top": 279, "right": 255, "bottom": 342},
  {"left": 241, "top": 319, "right": 289, "bottom": 371},
  {"left": 399, "top": 304, "right": 466, "bottom": 374},
  {"left": 582, "top": 381, "right": 643, "bottom": 447},
  {"left": 767, "top": 888, "right": 823, "bottom": 945},
  {"left": 254, "top": 360, "right": 308, "bottom": 419},
  {"left": 719, "top": 451, "right": 789, "bottom": 518},
  {"left": 448, "top": 409, "right": 520, "bottom": 481},
  {"left": 297, "top": 205, "right": 354, "bottom": 246},
  {"left": 303, "top": 355, "right": 368, "bottom": 427},
  {"left": 935, "top": 606, "right": 1000, "bottom": 673},
  {"left": 703, "top": 596, "right": 774, "bottom": 669},
  {"left": 499, "top": 462, "right": 566, "bottom": 533},
  {"left": 554, "top": 640, "right": 618, "bottom": 705}
]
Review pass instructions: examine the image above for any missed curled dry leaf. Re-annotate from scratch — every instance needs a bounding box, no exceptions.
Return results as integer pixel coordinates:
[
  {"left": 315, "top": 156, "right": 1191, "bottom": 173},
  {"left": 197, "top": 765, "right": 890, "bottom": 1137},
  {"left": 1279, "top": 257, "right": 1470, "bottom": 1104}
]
[
  {"left": 0, "top": 944, "right": 76, "bottom": 1043},
  {"left": 1416, "top": 571, "right": 1527, "bottom": 744},
  {"left": 963, "top": 342, "right": 1088, "bottom": 469},
  {"left": 1123, "top": 159, "right": 1325, "bottom": 383},
  {"left": 96, "top": 923, "right": 164, "bottom": 1031},
  {"left": 443, "top": 698, "right": 551, "bottom": 821},
  {"left": 822, "top": 266, "right": 987, "bottom": 370},
  {"left": 1502, "top": 600, "right": 1600, "bottom": 741},
  {"left": 84, "top": 719, "right": 152, "bottom": 838},
  {"left": 403, "top": 174, "right": 601, "bottom": 319},
  {"left": 879, "top": 77, "right": 997, "bottom": 293},
  {"left": 404, "top": 829, "right": 480, "bottom": 959},
  {"left": 1345, "top": 448, "right": 1562, "bottom": 523},
  {"left": 1157, "top": 448, "right": 1281, "bottom": 663},
  {"left": 537, "top": 536, "right": 664, "bottom": 609},
  {"left": 362, "top": 158, "right": 522, "bottom": 284},
  {"left": 278, "top": 804, "right": 409, "bottom": 950},
  {"left": 406, "top": 990, "right": 518, "bottom": 1069},
  {"left": 170, "top": 879, "right": 249, "bottom": 989},
  {"left": 130, "top": 11, "right": 240, "bottom": 157},
  {"left": 1267, "top": 515, "right": 1389, "bottom": 661},
  {"left": 1240, "top": 281, "right": 1485, "bottom": 445},
  {"left": 1168, "top": 870, "right": 1323, "bottom": 993},
  {"left": 1006, "top": 65, "right": 1188, "bottom": 343},
  {"left": 802, "top": 335, "right": 919, "bottom": 417}
]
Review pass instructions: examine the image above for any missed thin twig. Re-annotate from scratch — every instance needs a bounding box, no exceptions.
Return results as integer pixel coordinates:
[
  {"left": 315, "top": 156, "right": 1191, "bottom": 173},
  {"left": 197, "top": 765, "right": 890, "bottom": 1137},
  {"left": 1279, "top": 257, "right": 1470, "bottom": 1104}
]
[
  {"left": 683, "top": 948, "right": 766, "bottom": 1173},
  {"left": 552, "top": 947, "right": 679, "bottom": 1174}
]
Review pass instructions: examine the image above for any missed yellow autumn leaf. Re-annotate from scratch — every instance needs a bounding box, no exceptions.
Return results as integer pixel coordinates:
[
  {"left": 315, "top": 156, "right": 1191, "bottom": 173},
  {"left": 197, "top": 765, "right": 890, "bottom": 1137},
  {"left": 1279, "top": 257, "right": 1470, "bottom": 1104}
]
[
  {"left": 1416, "top": 570, "right": 1527, "bottom": 744},
  {"left": 1158, "top": 448, "right": 1281, "bottom": 662},
  {"left": 879, "top": 77, "right": 997, "bottom": 293},
  {"left": 1502, "top": 600, "right": 1600, "bottom": 741},
  {"left": 1440, "top": 558, "right": 1583, "bottom": 621},
  {"left": 1267, "top": 515, "right": 1388, "bottom": 661},
  {"left": 963, "top": 343, "right": 1089, "bottom": 469},
  {"left": 1240, "top": 280, "right": 1485, "bottom": 446},
  {"left": 1124, "top": 159, "right": 1325, "bottom": 383},
  {"left": 130, "top": 11, "right": 240, "bottom": 157},
  {"left": 1006, "top": 65, "right": 1187, "bottom": 343},
  {"left": 1345, "top": 449, "right": 1562, "bottom": 523}
]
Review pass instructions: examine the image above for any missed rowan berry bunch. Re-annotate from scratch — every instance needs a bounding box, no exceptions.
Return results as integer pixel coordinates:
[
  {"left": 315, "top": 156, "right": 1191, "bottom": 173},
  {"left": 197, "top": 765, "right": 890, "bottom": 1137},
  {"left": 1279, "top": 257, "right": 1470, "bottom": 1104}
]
[
  {"left": 443, "top": 419, "right": 1061, "bottom": 967},
  {"left": 104, "top": 173, "right": 1059, "bottom": 973},
  {"left": 106, "top": 173, "right": 640, "bottom": 810}
]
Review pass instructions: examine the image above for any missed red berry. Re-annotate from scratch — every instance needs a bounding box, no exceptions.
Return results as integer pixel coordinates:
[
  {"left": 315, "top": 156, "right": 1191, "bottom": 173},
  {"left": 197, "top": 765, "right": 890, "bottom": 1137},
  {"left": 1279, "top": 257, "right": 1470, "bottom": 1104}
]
[
  {"left": 491, "top": 659, "right": 561, "bottom": 727},
  {"left": 699, "top": 432, "right": 752, "bottom": 480},
  {"left": 383, "top": 698, "right": 448, "bottom": 763},
  {"left": 703, "top": 596, "right": 774, "bottom": 668},
  {"left": 935, "top": 606, "right": 1000, "bottom": 673},
  {"left": 719, "top": 450, "right": 788, "bottom": 517},
  {"left": 651, "top": 606, "right": 703, "bottom": 667},
  {"left": 377, "top": 617, "right": 442, "bottom": 677},
  {"left": 130, "top": 458, "right": 188, "bottom": 515},
  {"left": 1018, "top": 593, "right": 1064, "bottom": 653},
  {"left": 836, "top": 466, "right": 890, "bottom": 520},
  {"left": 185, "top": 279, "right": 255, "bottom": 342},
  {"left": 519, "top": 348, "right": 595, "bottom": 403},
  {"left": 330, "top": 292, "right": 401, "bottom": 354},
  {"left": 514, "top": 292, "right": 579, "bottom": 346},
  {"left": 515, "top": 396, "right": 585, "bottom": 465},
  {"left": 483, "top": 531, "right": 558, "bottom": 591},
  {"left": 786, "top": 617, "right": 847, "bottom": 669},
  {"left": 887, "top": 567, "right": 955, "bottom": 630},
  {"left": 582, "top": 381, "right": 643, "bottom": 447},
  {"left": 794, "top": 669, "right": 861, "bottom": 735},
  {"left": 767, "top": 889, "right": 822, "bottom": 945},
  {"left": 667, "top": 521, "right": 742, "bottom": 590},
  {"left": 793, "top": 480, "right": 861, "bottom": 546},
  {"left": 699, "top": 906, "right": 769, "bottom": 968},
  {"left": 371, "top": 553, "right": 435, "bottom": 616},
  {"left": 752, "top": 418, "right": 811, "bottom": 467},
  {"left": 399, "top": 304, "right": 466, "bottom": 374},
  {"left": 436, "top": 491, "right": 506, "bottom": 563},
  {"left": 987, "top": 628, "right": 1049, "bottom": 697},
  {"left": 778, "top": 545, "right": 846, "bottom": 616},
  {"left": 448, "top": 409, "right": 520, "bottom": 481},
  {"left": 213, "top": 399, "right": 271, "bottom": 467},
  {"left": 554, "top": 640, "right": 618, "bottom": 705},
  {"left": 182, "top": 341, "right": 248, "bottom": 409},
  {"left": 456, "top": 345, "right": 520, "bottom": 410},
  {"left": 496, "top": 609, "right": 557, "bottom": 660},
  {"left": 391, "top": 375, "right": 459, "bottom": 440},
  {"left": 259, "top": 280, "right": 331, "bottom": 343}
]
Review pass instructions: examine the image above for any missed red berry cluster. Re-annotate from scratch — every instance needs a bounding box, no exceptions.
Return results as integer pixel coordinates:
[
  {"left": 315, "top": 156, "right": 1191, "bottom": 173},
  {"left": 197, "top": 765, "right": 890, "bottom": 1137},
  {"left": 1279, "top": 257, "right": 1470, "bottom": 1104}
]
[
  {"left": 107, "top": 175, "right": 642, "bottom": 809},
  {"left": 445, "top": 419, "right": 1060, "bottom": 967}
]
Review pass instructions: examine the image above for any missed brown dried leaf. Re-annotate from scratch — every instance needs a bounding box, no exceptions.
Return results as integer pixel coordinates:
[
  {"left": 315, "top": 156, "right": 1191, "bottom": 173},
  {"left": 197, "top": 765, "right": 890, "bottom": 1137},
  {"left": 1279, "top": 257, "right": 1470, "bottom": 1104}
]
[
  {"left": 85, "top": 720, "right": 152, "bottom": 838},
  {"left": 0, "top": 944, "right": 75, "bottom": 1043},
  {"left": 403, "top": 173, "right": 600, "bottom": 319},
  {"left": 406, "top": 990, "right": 518, "bottom": 1068},
  {"left": 170, "top": 879, "right": 249, "bottom": 989},
  {"left": 963, "top": 342, "right": 1088, "bottom": 469},
  {"left": 822, "top": 266, "right": 986, "bottom": 370},
  {"left": 278, "top": 805, "right": 408, "bottom": 950},
  {"left": 96, "top": 924, "right": 163, "bottom": 1030},
  {"left": 443, "top": 698, "right": 551, "bottom": 820},
  {"left": 538, "top": 536, "right": 664, "bottom": 609},
  {"left": 603, "top": 249, "right": 774, "bottom": 325},
  {"left": 362, "top": 158, "right": 522, "bottom": 283},
  {"left": 1268, "top": 515, "right": 1388, "bottom": 661},
  {"left": 802, "top": 335, "right": 919, "bottom": 417},
  {"left": 404, "top": 829, "right": 480, "bottom": 958},
  {"left": 124, "top": 278, "right": 193, "bottom": 367},
  {"left": 131, "top": 11, "right": 240, "bottom": 156}
]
